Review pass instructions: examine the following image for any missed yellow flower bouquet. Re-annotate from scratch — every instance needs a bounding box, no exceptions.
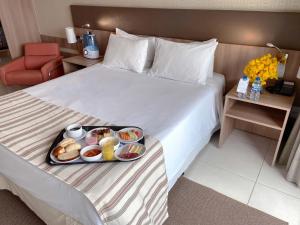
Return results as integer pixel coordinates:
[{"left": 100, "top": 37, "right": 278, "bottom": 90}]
[{"left": 243, "top": 54, "right": 279, "bottom": 86}]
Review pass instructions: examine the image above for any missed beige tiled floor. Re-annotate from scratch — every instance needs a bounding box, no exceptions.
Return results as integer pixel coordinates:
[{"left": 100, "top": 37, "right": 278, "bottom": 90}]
[{"left": 185, "top": 130, "right": 300, "bottom": 225}]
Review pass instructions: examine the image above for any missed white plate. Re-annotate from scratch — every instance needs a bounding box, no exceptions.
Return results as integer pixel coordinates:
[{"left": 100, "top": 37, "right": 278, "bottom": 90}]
[
  {"left": 85, "top": 127, "right": 115, "bottom": 144},
  {"left": 50, "top": 149, "right": 80, "bottom": 164},
  {"left": 63, "top": 129, "right": 87, "bottom": 140},
  {"left": 117, "top": 127, "right": 143, "bottom": 144},
  {"left": 86, "top": 128, "right": 115, "bottom": 137},
  {"left": 114, "top": 143, "right": 146, "bottom": 162}
]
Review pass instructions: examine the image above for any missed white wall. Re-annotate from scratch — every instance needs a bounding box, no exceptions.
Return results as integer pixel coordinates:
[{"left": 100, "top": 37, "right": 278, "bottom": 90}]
[{"left": 33, "top": 0, "right": 300, "bottom": 37}]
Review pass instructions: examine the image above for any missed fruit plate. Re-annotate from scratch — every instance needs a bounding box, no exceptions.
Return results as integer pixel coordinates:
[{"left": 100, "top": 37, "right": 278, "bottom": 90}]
[
  {"left": 117, "top": 127, "right": 143, "bottom": 144},
  {"left": 45, "top": 126, "right": 145, "bottom": 166}
]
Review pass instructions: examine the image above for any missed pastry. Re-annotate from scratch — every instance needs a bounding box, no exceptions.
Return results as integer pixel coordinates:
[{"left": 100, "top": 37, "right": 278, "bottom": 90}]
[
  {"left": 58, "top": 138, "right": 75, "bottom": 148},
  {"left": 57, "top": 151, "right": 80, "bottom": 161},
  {"left": 65, "top": 143, "right": 81, "bottom": 152},
  {"left": 53, "top": 146, "right": 65, "bottom": 157}
]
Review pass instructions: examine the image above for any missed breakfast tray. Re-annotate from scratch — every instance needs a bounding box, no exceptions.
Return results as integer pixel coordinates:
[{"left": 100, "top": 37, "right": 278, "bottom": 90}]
[{"left": 46, "top": 126, "right": 145, "bottom": 165}]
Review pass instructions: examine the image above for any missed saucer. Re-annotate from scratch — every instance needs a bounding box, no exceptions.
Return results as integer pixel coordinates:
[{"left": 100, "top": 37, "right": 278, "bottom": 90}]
[{"left": 63, "top": 129, "right": 87, "bottom": 140}]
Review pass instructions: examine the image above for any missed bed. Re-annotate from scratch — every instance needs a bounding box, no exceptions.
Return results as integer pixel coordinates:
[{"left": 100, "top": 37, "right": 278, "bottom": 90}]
[{"left": 0, "top": 63, "right": 224, "bottom": 225}]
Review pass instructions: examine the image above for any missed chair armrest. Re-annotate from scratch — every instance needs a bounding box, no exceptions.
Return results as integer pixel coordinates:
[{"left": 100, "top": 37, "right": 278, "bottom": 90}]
[
  {"left": 41, "top": 56, "right": 63, "bottom": 81},
  {"left": 0, "top": 57, "right": 25, "bottom": 85}
]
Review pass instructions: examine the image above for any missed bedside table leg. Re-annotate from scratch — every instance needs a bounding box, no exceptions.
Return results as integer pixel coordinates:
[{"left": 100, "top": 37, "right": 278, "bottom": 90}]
[
  {"left": 271, "top": 110, "right": 290, "bottom": 166},
  {"left": 219, "top": 117, "right": 234, "bottom": 147},
  {"left": 219, "top": 98, "right": 235, "bottom": 147}
]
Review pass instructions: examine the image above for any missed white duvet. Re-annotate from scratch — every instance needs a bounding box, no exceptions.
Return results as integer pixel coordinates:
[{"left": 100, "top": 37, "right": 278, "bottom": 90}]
[
  {"left": 26, "top": 63, "right": 224, "bottom": 187},
  {"left": 0, "top": 64, "right": 224, "bottom": 225}
]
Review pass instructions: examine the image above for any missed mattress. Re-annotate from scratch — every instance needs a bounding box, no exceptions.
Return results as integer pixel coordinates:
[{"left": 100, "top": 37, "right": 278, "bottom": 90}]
[
  {"left": 25, "top": 64, "right": 224, "bottom": 186},
  {"left": 0, "top": 64, "right": 224, "bottom": 225}
]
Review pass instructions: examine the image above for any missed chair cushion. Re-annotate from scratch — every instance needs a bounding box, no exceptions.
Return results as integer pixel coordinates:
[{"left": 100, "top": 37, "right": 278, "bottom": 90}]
[
  {"left": 5, "top": 70, "right": 43, "bottom": 86},
  {"left": 25, "top": 43, "right": 60, "bottom": 56},
  {"left": 24, "top": 43, "right": 61, "bottom": 69},
  {"left": 25, "top": 55, "right": 57, "bottom": 70}
]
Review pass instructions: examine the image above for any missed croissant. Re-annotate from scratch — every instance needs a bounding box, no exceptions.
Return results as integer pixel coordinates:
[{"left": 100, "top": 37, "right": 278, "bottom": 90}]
[
  {"left": 57, "top": 151, "right": 80, "bottom": 161},
  {"left": 59, "top": 138, "right": 75, "bottom": 148},
  {"left": 65, "top": 143, "right": 81, "bottom": 153}
]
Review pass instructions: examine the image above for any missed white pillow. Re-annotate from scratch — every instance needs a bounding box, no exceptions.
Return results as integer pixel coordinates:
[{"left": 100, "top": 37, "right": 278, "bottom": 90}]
[
  {"left": 103, "top": 34, "right": 149, "bottom": 73},
  {"left": 191, "top": 39, "right": 217, "bottom": 78},
  {"left": 150, "top": 38, "right": 218, "bottom": 85},
  {"left": 191, "top": 38, "right": 218, "bottom": 78},
  {"left": 116, "top": 28, "right": 156, "bottom": 69}
]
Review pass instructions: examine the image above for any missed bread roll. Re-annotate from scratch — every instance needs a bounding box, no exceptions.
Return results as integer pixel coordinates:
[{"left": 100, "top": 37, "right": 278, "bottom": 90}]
[
  {"left": 65, "top": 143, "right": 81, "bottom": 152},
  {"left": 59, "top": 138, "right": 75, "bottom": 148},
  {"left": 53, "top": 146, "right": 65, "bottom": 157},
  {"left": 57, "top": 151, "right": 79, "bottom": 161}
]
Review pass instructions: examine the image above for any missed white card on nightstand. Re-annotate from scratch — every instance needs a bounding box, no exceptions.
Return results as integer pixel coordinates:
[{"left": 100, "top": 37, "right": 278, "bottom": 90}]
[{"left": 237, "top": 77, "right": 249, "bottom": 94}]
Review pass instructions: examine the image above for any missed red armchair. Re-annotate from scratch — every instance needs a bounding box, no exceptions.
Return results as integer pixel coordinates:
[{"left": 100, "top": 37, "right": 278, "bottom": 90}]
[{"left": 0, "top": 43, "right": 64, "bottom": 86}]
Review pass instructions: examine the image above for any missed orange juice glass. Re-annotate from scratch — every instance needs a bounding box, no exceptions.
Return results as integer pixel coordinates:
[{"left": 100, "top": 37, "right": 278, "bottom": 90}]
[{"left": 102, "top": 142, "right": 114, "bottom": 161}]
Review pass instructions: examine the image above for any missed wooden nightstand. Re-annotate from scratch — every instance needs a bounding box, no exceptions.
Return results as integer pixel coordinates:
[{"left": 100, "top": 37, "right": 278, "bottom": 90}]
[
  {"left": 62, "top": 55, "right": 103, "bottom": 74},
  {"left": 219, "top": 85, "right": 295, "bottom": 165}
]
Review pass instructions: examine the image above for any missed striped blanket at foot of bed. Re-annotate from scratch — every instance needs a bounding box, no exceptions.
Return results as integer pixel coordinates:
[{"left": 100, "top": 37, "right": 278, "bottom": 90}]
[{"left": 0, "top": 91, "right": 168, "bottom": 225}]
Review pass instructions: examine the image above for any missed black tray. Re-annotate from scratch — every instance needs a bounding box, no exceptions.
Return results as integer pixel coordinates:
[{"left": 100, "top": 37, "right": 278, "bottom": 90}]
[{"left": 46, "top": 126, "right": 145, "bottom": 165}]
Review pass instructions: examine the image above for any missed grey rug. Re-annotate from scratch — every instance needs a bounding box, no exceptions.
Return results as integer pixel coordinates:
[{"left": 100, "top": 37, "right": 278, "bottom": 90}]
[
  {"left": 164, "top": 177, "right": 287, "bottom": 225},
  {"left": 0, "top": 177, "right": 287, "bottom": 225},
  {"left": 0, "top": 190, "right": 45, "bottom": 225}
]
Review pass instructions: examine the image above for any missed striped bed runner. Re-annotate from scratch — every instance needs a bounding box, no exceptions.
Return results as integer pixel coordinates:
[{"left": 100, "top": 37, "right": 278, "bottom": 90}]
[{"left": 0, "top": 91, "right": 168, "bottom": 225}]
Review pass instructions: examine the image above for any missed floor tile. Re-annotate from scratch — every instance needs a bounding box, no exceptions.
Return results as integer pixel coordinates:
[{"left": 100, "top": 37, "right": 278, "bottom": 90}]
[
  {"left": 258, "top": 145, "right": 300, "bottom": 199},
  {"left": 185, "top": 160, "right": 255, "bottom": 204},
  {"left": 197, "top": 130, "right": 271, "bottom": 181},
  {"left": 249, "top": 183, "right": 300, "bottom": 225}
]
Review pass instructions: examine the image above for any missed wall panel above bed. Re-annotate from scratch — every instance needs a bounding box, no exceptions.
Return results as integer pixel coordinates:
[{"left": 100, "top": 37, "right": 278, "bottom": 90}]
[{"left": 71, "top": 5, "right": 300, "bottom": 50}]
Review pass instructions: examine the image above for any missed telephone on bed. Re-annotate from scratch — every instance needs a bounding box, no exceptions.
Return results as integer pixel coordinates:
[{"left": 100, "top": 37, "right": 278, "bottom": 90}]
[{"left": 266, "top": 79, "right": 295, "bottom": 96}]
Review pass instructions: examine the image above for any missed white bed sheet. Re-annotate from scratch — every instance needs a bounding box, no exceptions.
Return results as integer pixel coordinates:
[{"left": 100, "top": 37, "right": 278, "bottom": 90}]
[
  {"left": 0, "top": 64, "right": 224, "bottom": 225},
  {"left": 25, "top": 64, "right": 224, "bottom": 186}
]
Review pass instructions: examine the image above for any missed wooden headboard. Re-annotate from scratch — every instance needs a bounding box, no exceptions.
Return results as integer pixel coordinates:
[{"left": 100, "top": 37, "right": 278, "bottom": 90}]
[
  {"left": 64, "top": 5, "right": 300, "bottom": 105},
  {"left": 70, "top": 6, "right": 300, "bottom": 50}
]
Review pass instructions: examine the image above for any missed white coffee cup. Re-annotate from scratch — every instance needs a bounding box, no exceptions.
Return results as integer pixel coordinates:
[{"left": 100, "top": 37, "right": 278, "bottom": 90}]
[{"left": 66, "top": 124, "right": 83, "bottom": 138}]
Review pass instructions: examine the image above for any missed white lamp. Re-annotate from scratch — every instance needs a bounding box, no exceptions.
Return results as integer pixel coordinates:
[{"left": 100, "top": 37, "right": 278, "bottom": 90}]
[
  {"left": 82, "top": 23, "right": 90, "bottom": 29},
  {"left": 266, "top": 42, "right": 282, "bottom": 53},
  {"left": 65, "top": 27, "right": 77, "bottom": 44},
  {"left": 266, "top": 42, "right": 288, "bottom": 79}
]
